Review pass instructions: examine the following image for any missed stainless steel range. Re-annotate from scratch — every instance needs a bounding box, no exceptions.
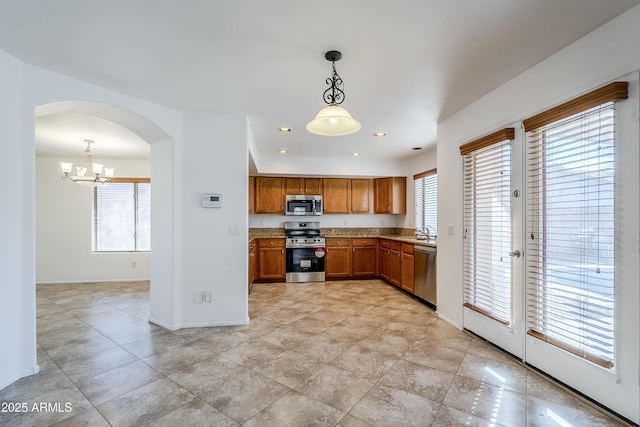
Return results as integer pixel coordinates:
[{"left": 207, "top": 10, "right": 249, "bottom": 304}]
[{"left": 284, "top": 221, "right": 325, "bottom": 283}]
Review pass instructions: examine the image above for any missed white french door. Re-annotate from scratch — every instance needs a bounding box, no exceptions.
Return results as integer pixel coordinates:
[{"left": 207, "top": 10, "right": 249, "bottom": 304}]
[
  {"left": 461, "top": 75, "right": 639, "bottom": 423},
  {"left": 523, "top": 74, "right": 639, "bottom": 422},
  {"left": 461, "top": 126, "right": 525, "bottom": 358}
]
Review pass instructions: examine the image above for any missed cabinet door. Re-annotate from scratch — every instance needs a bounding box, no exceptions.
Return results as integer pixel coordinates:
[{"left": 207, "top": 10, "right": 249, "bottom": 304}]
[
  {"left": 304, "top": 178, "right": 322, "bottom": 195},
  {"left": 389, "top": 177, "right": 407, "bottom": 214},
  {"left": 255, "top": 177, "right": 285, "bottom": 213},
  {"left": 374, "top": 178, "right": 391, "bottom": 213},
  {"left": 390, "top": 249, "right": 402, "bottom": 286},
  {"left": 258, "top": 247, "right": 285, "bottom": 280},
  {"left": 249, "top": 176, "right": 256, "bottom": 214},
  {"left": 285, "top": 177, "right": 304, "bottom": 194},
  {"left": 352, "top": 246, "right": 377, "bottom": 277},
  {"left": 351, "top": 179, "right": 373, "bottom": 213},
  {"left": 323, "top": 178, "right": 351, "bottom": 214},
  {"left": 400, "top": 252, "right": 415, "bottom": 293},
  {"left": 326, "top": 238, "right": 351, "bottom": 278},
  {"left": 249, "top": 242, "right": 257, "bottom": 292},
  {"left": 379, "top": 240, "right": 390, "bottom": 280}
]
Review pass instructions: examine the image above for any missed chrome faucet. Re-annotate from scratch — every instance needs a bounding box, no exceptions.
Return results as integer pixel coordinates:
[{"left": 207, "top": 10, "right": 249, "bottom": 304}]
[
  {"left": 425, "top": 225, "right": 437, "bottom": 240},
  {"left": 415, "top": 226, "right": 436, "bottom": 240}
]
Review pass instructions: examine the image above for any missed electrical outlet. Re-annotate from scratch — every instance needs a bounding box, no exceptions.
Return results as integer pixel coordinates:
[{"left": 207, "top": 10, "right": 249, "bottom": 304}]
[
  {"left": 132, "top": 261, "right": 136, "bottom": 268},
  {"left": 204, "top": 290, "right": 212, "bottom": 302}
]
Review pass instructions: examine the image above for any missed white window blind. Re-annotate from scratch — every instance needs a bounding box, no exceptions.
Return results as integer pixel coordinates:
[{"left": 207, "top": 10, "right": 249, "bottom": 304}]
[
  {"left": 93, "top": 182, "right": 151, "bottom": 252},
  {"left": 415, "top": 171, "right": 437, "bottom": 236},
  {"left": 526, "top": 102, "right": 617, "bottom": 368},
  {"left": 462, "top": 138, "right": 512, "bottom": 325}
]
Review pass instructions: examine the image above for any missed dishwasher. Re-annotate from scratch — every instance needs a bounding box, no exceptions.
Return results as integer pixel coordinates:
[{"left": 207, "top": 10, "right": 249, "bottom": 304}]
[{"left": 414, "top": 245, "right": 437, "bottom": 306}]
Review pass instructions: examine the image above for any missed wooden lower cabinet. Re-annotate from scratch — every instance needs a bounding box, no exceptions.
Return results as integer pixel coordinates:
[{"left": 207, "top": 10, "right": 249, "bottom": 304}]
[
  {"left": 400, "top": 244, "right": 415, "bottom": 293},
  {"left": 257, "top": 239, "right": 285, "bottom": 280},
  {"left": 325, "top": 238, "right": 351, "bottom": 278},
  {"left": 351, "top": 238, "right": 377, "bottom": 277},
  {"left": 379, "top": 239, "right": 391, "bottom": 280},
  {"left": 379, "top": 239, "right": 414, "bottom": 292},
  {"left": 248, "top": 240, "right": 257, "bottom": 292},
  {"left": 389, "top": 243, "right": 402, "bottom": 287}
]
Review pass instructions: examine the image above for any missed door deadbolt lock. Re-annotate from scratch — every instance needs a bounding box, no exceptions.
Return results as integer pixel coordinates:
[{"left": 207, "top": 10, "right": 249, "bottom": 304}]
[{"left": 509, "top": 250, "right": 521, "bottom": 258}]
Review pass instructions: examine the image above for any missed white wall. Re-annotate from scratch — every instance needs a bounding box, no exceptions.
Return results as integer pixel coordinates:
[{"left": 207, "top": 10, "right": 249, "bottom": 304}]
[
  {"left": 256, "top": 155, "right": 408, "bottom": 177},
  {"left": 436, "top": 4, "right": 640, "bottom": 328},
  {"left": 176, "top": 112, "right": 249, "bottom": 327},
  {"left": 0, "top": 49, "right": 38, "bottom": 389},
  {"left": 436, "top": 9, "right": 640, "bottom": 420},
  {"left": 2, "top": 46, "right": 251, "bottom": 389},
  {"left": 35, "top": 157, "right": 151, "bottom": 283}
]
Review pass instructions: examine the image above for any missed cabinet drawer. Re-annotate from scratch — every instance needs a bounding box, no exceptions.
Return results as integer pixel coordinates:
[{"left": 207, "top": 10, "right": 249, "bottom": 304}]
[
  {"left": 258, "top": 239, "right": 285, "bottom": 247},
  {"left": 402, "top": 243, "right": 414, "bottom": 254},
  {"left": 326, "top": 238, "right": 350, "bottom": 247},
  {"left": 379, "top": 239, "right": 391, "bottom": 248},
  {"left": 351, "top": 238, "right": 377, "bottom": 247},
  {"left": 390, "top": 241, "right": 402, "bottom": 251}
]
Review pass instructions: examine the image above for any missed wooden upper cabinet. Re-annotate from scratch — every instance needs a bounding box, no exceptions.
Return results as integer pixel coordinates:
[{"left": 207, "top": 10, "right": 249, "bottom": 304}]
[
  {"left": 350, "top": 178, "right": 374, "bottom": 214},
  {"left": 323, "top": 178, "right": 351, "bottom": 214},
  {"left": 255, "top": 176, "right": 285, "bottom": 213},
  {"left": 248, "top": 176, "right": 256, "bottom": 214},
  {"left": 303, "top": 178, "right": 322, "bottom": 194},
  {"left": 286, "top": 177, "right": 323, "bottom": 195},
  {"left": 374, "top": 177, "right": 406, "bottom": 214}
]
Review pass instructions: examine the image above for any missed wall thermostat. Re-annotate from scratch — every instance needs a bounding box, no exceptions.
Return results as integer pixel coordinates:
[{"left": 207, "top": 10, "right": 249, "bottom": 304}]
[{"left": 201, "top": 194, "right": 222, "bottom": 208}]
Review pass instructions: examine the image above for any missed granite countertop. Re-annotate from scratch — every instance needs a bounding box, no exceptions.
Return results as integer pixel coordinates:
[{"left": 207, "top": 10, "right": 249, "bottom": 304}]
[{"left": 249, "top": 227, "right": 436, "bottom": 247}]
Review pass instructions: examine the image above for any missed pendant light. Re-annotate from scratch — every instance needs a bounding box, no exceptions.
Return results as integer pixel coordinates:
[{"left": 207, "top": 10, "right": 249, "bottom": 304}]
[{"left": 306, "top": 50, "right": 361, "bottom": 136}]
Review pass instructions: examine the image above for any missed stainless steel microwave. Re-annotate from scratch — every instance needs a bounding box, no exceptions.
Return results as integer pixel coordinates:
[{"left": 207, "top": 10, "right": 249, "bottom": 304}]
[{"left": 285, "top": 195, "right": 322, "bottom": 216}]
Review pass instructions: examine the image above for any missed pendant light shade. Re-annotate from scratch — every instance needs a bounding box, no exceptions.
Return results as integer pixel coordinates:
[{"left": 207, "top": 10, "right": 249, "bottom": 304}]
[
  {"left": 306, "top": 104, "right": 361, "bottom": 136},
  {"left": 306, "top": 50, "right": 360, "bottom": 137}
]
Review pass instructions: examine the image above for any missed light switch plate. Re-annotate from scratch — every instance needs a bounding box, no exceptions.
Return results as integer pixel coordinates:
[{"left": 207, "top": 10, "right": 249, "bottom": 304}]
[{"left": 448, "top": 224, "right": 455, "bottom": 236}]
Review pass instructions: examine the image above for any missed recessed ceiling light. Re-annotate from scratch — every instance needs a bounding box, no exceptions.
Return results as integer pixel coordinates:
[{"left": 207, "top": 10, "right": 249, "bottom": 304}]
[
  {"left": 278, "top": 149, "right": 288, "bottom": 154},
  {"left": 352, "top": 152, "right": 360, "bottom": 157},
  {"left": 412, "top": 147, "right": 422, "bottom": 150},
  {"left": 278, "top": 127, "right": 291, "bottom": 133},
  {"left": 373, "top": 132, "right": 386, "bottom": 137}
]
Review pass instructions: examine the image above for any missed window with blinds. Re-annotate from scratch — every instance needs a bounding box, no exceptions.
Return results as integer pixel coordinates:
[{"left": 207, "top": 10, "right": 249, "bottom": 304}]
[
  {"left": 462, "top": 135, "right": 512, "bottom": 325},
  {"left": 524, "top": 82, "right": 627, "bottom": 368},
  {"left": 92, "top": 181, "right": 151, "bottom": 252},
  {"left": 414, "top": 170, "right": 437, "bottom": 236}
]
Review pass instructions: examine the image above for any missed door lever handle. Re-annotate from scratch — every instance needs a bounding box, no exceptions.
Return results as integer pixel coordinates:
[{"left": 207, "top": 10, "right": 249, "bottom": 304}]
[{"left": 509, "top": 250, "right": 521, "bottom": 258}]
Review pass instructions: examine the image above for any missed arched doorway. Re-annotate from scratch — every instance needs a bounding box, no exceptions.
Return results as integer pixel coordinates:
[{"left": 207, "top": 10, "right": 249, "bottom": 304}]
[{"left": 35, "top": 100, "right": 176, "bottom": 328}]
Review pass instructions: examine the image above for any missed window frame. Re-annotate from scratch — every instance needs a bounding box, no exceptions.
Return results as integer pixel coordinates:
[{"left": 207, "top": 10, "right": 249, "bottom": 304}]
[
  {"left": 92, "top": 178, "right": 151, "bottom": 253},
  {"left": 414, "top": 168, "right": 438, "bottom": 237}
]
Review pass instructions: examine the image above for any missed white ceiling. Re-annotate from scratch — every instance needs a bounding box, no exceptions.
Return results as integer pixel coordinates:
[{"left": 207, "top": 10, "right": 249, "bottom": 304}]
[{"left": 1, "top": 0, "right": 638, "bottom": 163}]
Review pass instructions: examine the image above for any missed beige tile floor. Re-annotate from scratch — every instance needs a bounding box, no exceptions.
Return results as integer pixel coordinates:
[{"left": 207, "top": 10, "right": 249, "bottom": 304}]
[{"left": 0, "top": 279, "right": 632, "bottom": 426}]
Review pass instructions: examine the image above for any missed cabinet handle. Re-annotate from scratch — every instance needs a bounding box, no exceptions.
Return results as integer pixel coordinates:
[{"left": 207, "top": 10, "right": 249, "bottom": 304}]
[
  {"left": 353, "top": 248, "right": 355, "bottom": 252},
  {"left": 270, "top": 241, "right": 273, "bottom": 245}
]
